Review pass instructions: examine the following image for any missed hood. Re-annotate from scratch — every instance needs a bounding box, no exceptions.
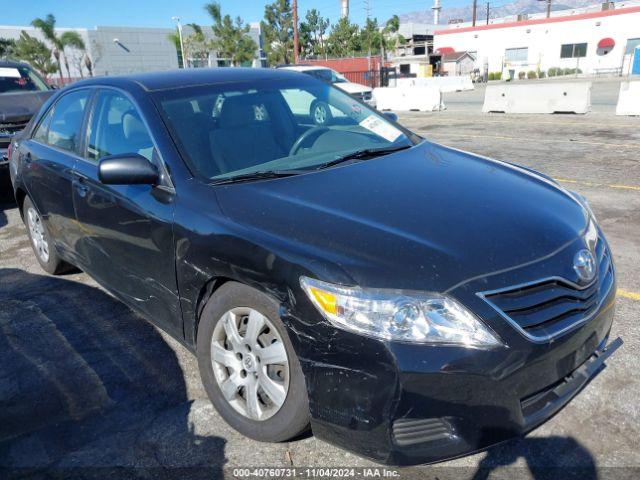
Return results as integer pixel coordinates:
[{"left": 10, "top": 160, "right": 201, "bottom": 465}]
[
  {"left": 334, "top": 82, "right": 372, "bottom": 94},
  {"left": 0, "top": 91, "right": 54, "bottom": 124},
  {"left": 215, "top": 141, "right": 588, "bottom": 292}
]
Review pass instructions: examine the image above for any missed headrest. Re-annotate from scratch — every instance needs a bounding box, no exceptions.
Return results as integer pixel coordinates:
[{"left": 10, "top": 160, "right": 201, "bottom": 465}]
[
  {"left": 218, "top": 95, "right": 258, "bottom": 129},
  {"left": 122, "top": 110, "right": 152, "bottom": 150}
]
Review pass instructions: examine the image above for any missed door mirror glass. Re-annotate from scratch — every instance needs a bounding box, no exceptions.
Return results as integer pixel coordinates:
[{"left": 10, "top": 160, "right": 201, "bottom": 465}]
[{"left": 98, "top": 153, "right": 159, "bottom": 185}]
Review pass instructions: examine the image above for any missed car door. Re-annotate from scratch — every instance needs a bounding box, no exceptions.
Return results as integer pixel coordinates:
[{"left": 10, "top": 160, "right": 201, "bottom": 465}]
[
  {"left": 72, "top": 88, "right": 181, "bottom": 337},
  {"left": 20, "top": 88, "right": 92, "bottom": 262}
]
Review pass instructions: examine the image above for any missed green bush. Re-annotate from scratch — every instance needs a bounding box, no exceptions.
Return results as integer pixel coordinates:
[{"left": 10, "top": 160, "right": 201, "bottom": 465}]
[
  {"left": 518, "top": 71, "right": 526, "bottom": 80},
  {"left": 488, "top": 72, "right": 495, "bottom": 81},
  {"left": 563, "top": 68, "right": 574, "bottom": 75},
  {"left": 527, "top": 70, "right": 537, "bottom": 79},
  {"left": 494, "top": 72, "right": 502, "bottom": 80},
  {"left": 538, "top": 71, "right": 546, "bottom": 79},
  {"left": 548, "top": 67, "right": 562, "bottom": 77}
]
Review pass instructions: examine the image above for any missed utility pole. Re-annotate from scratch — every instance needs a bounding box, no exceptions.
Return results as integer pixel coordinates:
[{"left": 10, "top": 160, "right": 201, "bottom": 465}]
[
  {"left": 472, "top": 0, "right": 478, "bottom": 27},
  {"left": 293, "top": 0, "right": 299, "bottom": 64},
  {"left": 486, "top": 2, "right": 490, "bottom": 24},
  {"left": 365, "top": 0, "right": 371, "bottom": 79}
]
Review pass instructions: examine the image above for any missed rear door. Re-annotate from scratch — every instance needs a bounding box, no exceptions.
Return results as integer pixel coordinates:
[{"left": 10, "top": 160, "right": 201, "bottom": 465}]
[
  {"left": 20, "top": 88, "right": 92, "bottom": 262},
  {"left": 72, "top": 88, "right": 181, "bottom": 336}
]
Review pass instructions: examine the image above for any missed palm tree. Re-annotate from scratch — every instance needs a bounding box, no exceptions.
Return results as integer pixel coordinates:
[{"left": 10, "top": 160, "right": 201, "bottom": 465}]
[
  {"left": 60, "top": 31, "right": 86, "bottom": 79},
  {"left": 31, "top": 14, "right": 64, "bottom": 82}
]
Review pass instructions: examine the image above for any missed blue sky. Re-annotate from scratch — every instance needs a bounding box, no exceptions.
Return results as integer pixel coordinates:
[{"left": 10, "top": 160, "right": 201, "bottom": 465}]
[{"left": 0, "top": 0, "right": 470, "bottom": 29}]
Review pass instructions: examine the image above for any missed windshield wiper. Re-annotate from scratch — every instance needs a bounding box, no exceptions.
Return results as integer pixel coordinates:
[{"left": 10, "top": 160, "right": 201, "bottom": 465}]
[
  {"left": 211, "top": 169, "right": 304, "bottom": 185},
  {"left": 315, "top": 145, "right": 412, "bottom": 171}
]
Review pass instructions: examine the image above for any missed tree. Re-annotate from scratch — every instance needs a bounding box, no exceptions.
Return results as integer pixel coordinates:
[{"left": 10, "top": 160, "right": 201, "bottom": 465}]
[
  {"left": 12, "top": 31, "right": 58, "bottom": 78},
  {"left": 0, "top": 38, "right": 16, "bottom": 59},
  {"left": 326, "top": 17, "right": 360, "bottom": 57},
  {"left": 206, "top": 2, "right": 257, "bottom": 67},
  {"left": 183, "top": 23, "right": 214, "bottom": 67},
  {"left": 31, "top": 14, "right": 64, "bottom": 82},
  {"left": 60, "top": 31, "right": 86, "bottom": 78},
  {"left": 360, "top": 17, "right": 380, "bottom": 56},
  {"left": 299, "top": 9, "right": 330, "bottom": 58},
  {"left": 378, "top": 15, "right": 405, "bottom": 61},
  {"left": 261, "top": 0, "right": 293, "bottom": 65}
]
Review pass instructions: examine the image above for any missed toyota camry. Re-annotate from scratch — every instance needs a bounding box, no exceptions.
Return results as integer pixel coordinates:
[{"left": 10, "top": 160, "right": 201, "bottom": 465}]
[{"left": 9, "top": 68, "right": 620, "bottom": 465}]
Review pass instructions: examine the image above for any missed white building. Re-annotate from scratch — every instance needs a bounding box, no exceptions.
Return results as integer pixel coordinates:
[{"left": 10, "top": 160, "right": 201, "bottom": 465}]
[{"left": 433, "top": 1, "right": 640, "bottom": 78}]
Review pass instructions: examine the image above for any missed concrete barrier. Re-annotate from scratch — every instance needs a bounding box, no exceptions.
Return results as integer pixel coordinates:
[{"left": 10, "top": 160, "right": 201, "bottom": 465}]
[
  {"left": 396, "top": 76, "right": 474, "bottom": 93},
  {"left": 373, "top": 86, "right": 443, "bottom": 112},
  {"left": 482, "top": 82, "right": 592, "bottom": 114},
  {"left": 616, "top": 81, "right": 640, "bottom": 116}
]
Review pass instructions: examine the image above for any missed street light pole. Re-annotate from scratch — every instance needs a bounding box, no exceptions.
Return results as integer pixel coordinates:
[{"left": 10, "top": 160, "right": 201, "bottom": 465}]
[
  {"left": 172, "top": 16, "right": 186, "bottom": 68},
  {"left": 292, "top": 0, "right": 299, "bottom": 64}
]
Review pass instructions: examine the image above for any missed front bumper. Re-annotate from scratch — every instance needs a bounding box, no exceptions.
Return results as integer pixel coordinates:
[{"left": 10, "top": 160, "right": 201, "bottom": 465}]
[{"left": 284, "top": 266, "right": 618, "bottom": 465}]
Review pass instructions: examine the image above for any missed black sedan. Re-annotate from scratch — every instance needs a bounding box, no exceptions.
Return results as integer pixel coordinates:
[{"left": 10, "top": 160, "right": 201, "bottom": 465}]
[{"left": 9, "top": 68, "right": 619, "bottom": 465}]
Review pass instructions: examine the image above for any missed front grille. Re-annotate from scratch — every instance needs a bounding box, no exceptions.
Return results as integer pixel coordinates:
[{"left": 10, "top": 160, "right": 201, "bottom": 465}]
[
  {"left": 481, "top": 237, "right": 613, "bottom": 341},
  {"left": 0, "top": 120, "right": 29, "bottom": 149},
  {"left": 352, "top": 91, "right": 372, "bottom": 101}
]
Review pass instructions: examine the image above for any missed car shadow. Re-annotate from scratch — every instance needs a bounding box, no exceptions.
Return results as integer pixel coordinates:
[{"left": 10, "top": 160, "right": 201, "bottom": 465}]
[
  {"left": 0, "top": 268, "right": 226, "bottom": 478},
  {"left": 471, "top": 435, "right": 598, "bottom": 480}
]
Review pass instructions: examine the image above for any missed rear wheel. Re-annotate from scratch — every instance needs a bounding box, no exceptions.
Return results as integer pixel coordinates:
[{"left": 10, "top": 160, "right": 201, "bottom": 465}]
[
  {"left": 197, "top": 282, "right": 310, "bottom": 442},
  {"left": 23, "top": 196, "right": 70, "bottom": 275}
]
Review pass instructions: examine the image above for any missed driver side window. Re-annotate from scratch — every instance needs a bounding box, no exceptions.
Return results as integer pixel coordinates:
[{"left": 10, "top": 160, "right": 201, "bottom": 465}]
[{"left": 86, "top": 90, "right": 154, "bottom": 163}]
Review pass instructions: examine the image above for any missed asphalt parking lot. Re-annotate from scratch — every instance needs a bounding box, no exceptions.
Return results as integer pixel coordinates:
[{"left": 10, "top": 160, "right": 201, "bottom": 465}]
[{"left": 1, "top": 102, "right": 639, "bottom": 479}]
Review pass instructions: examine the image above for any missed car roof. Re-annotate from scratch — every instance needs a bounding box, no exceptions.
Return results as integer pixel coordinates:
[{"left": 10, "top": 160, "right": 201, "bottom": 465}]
[
  {"left": 279, "top": 65, "right": 331, "bottom": 72},
  {"left": 0, "top": 60, "right": 31, "bottom": 69},
  {"left": 71, "top": 67, "right": 314, "bottom": 92}
]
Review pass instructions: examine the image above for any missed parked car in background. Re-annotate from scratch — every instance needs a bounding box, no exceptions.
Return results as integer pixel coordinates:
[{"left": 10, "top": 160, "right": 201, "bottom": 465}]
[
  {"left": 278, "top": 65, "right": 375, "bottom": 121},
  {"left": 1, "top": 60, "right": 53, "bottom": 190},
  {"left": 10, "top": 68, "right": 619, "bottom": 466}
]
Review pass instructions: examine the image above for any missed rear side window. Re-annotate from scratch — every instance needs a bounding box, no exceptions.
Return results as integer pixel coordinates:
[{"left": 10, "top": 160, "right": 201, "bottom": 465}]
[
  {"left": 86, "top": 90, "right": 154, "bottom": 162},
  {"left": 43, "top": 90, "right": 90, "bottom": 153},
  {"left": 32, "top": 107, "right": 54, "bottom": 144}
]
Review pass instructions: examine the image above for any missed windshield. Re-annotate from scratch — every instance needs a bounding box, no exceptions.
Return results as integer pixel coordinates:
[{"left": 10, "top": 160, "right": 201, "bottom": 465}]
[
  {"left": 304, "top": 69, "right": 347, "bottom": 84},
  {"left": 0, "top": 66, "right": 49, "bottom": 94},
  {"left": 154, "top": 78, "right": 416, "bottom": 181}
]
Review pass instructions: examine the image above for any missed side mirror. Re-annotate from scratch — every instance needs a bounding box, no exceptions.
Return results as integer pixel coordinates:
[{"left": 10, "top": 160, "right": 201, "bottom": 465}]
[
  {"left": 98, "top": 153, "right": 159, "bottom": 185},
  {"left": 382, "top": 111, "right": 398, "bottom": 122}
]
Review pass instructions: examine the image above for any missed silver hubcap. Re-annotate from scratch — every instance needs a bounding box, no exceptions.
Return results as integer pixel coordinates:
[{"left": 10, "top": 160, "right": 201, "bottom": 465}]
[
  {"left": 211, "top": 307, "right": 289, "bottom": 421},
  {"left": 314, "top": 105, "right": 327, "bottom": 124},
  {"left": 27, "top": 207, "right": 49, "bottom": 263}
]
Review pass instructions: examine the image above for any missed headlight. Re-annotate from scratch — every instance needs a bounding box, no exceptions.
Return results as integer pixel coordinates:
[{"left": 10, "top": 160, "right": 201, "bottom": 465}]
[{"left": 300, "top": 276, "right": 501, "bottom": 347}]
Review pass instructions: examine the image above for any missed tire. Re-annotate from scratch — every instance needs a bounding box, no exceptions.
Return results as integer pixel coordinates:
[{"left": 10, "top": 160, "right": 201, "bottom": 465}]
[
  {"left": 197, "top": 282, "right": 310, "bottom": 442},
  {"left": 22, "top": 196, "right": 70, "bottom": 275},
  {"left": 310, "top": 100, "right": 332, "bottom": 126}
]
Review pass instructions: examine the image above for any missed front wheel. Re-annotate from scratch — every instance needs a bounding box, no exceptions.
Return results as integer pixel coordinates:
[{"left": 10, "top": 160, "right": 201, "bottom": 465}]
[{"left": 197, "top": 282, "right": 310, "bottom": 442}]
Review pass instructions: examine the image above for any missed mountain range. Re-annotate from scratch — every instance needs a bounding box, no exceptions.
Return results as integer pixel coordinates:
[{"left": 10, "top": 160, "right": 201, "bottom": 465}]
[{"left": 398, "top": 0, "right": 600, "bottom": 25}]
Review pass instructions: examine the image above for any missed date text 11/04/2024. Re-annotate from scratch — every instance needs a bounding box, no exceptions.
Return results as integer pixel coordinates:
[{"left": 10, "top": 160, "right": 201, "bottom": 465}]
[{"left": 232, "top": 468, "right": 401, "bottom": 478}]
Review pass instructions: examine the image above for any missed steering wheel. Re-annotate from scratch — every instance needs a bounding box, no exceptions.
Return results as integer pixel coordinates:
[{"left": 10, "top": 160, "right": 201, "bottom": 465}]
[{"left": 289, "top": 127, "right": 329, "bottom": 156}]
